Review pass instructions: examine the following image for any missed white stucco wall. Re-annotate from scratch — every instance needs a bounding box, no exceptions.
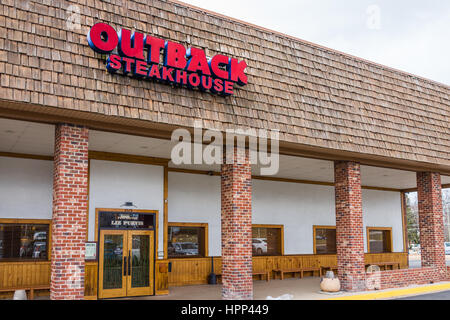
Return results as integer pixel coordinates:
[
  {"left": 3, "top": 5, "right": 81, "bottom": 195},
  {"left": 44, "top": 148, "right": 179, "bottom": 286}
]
[
  {"left": 168, "top": 172, "right": 222, "bottom": 256},
  {"left": 88, "top": 160, "right": 164, "bottom": 256},
  {"left": 362, "top": 189, "right": 404, "bottom": 252},
  {"left": 168, "top": 172, "right": 404, "bottom": 256},
  {"left": 0, "top": 156, "right": 53, "bottom": 220},
  {"left": 252, "top": 179, "right": 336, "bottom": 255},
  {"left": 0, "top": 157, "right": 404, "bottom": 256}
]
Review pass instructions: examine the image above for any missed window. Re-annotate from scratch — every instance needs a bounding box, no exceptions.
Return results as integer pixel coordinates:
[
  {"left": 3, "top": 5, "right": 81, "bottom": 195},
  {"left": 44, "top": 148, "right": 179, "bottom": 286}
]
[
  {"left": 0, "top": 220, "right": 51, "bottom": 261},
  {"left": 314, "top": 226, "right": 337, "bottom": 254},
  {"left": 168, "top": 223, "right": 208, "bottom": 258},
  {"left": 367, "top": 228, "right": 392, "bottom": 253},
  {"left": 252, "top": 225, "right": 283, "bottom": 256}
]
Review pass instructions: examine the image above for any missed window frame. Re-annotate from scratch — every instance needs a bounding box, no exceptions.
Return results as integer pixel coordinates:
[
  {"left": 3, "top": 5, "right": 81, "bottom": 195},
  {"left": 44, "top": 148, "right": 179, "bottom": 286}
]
[
  {"left": 366, "top": 227, "right": 393, "bottom": 254},
  {"left": 0, "top": 218, "right": 52, "bottom": 262},
  {"left": 252, "top": 224, "right": 284, "bottom": 256},
  {"left": 313, "top": 225, "right": 337, "bottom": 255},
  {"left": 167, "top": 222, "right": 209, "bottom": 259}
]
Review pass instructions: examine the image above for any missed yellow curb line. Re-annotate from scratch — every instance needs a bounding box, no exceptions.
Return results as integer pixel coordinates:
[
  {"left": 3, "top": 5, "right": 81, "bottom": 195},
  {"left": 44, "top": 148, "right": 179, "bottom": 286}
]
[{"left": 324, "top": 282, "right": 450, "bottom": 300}]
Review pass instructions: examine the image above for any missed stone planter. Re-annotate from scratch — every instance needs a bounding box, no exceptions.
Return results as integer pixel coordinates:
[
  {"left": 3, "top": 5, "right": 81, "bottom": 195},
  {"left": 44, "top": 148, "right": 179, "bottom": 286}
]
[
  {"left": 320, "top": 271, "right": 341, "bottom": 293},
  {"left": 13, "top": 290, "right": 27, "bottom": 300}
]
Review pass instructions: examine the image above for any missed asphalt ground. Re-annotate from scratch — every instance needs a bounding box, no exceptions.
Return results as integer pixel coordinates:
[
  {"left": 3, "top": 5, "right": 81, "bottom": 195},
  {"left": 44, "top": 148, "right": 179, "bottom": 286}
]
[{"left": 395, "top": 290, "right": 450, "bottom": 300}]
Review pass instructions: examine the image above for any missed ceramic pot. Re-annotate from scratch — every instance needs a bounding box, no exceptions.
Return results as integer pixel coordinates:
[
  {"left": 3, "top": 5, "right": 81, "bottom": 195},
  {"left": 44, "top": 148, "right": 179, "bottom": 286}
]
[
  {"left": 13, "top": 290, "right": 27, "bottom": 300},
  {"left": 320, "top": 278, "right": 341, "bottom": 292}
]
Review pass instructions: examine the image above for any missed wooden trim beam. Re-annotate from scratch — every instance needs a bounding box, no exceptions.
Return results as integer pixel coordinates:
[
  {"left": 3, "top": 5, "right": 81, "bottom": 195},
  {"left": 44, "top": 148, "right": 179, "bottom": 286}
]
[
  {"left": 86, "top": 159, "right": 91, "bottom": 242},
  {"left": 0, "top": 152, "right": 52, "bottom": 161},
  {"left": 163, "top": 166, "right": 169, "bottom": 260},
  {"left": 253, "top": 175, "right": 333, "bottom": 187},
  {"left": 167, "top": 168, "right": 220, "bottom": 176},
  {"left": 402, "top": 183, "right": 450, "bottom": 193},
  {"left": 168, "top": 167, "right": 403, "bottom": 192},
  {"left": 89, "top": 151, "right": 169, "bottom": 167},
  {"left": 361, "top": 186, "right": 403, "bottom": 193},
  {"left": 400, "top": 192, "right": 409, "bottom": 254}
]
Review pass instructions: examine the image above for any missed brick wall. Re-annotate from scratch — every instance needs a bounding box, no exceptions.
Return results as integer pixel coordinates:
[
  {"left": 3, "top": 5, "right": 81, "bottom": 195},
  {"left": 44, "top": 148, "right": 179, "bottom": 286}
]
[
  {"left": 367, "top": 172, "right": 448, "bottom": 291},
  {"left": 1, "top": 0, "right": 449, "bottom": 169},
  {"left": 221, "top": 146, "right": 253, "bottom": 300},
  {"left": 375, "top": 267, "right": 442, "bottom": 290},
  {"left": 50, "top": 124, "right": 89, "bottom": 300},
  {"left": 417, "top": 172, "right": 446, "bottom": 271},
  {"left": 334, "top": 161, "right": 366, "bottom": 292}
]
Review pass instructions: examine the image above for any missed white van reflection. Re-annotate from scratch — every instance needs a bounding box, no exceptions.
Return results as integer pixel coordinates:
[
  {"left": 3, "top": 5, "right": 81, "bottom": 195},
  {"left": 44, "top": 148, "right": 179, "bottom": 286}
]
[
  {"left": 169, "top": 242, "right": 198, "bottom": 256},
  {"left": 252, "top": 238, "right": 268, "bottom": 255}
]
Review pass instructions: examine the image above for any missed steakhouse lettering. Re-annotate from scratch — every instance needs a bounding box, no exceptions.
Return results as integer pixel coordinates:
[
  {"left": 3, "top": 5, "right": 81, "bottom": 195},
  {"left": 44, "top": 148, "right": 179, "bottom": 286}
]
[{"left": 88, "top": 23, "right": 248, "bottom": 96}]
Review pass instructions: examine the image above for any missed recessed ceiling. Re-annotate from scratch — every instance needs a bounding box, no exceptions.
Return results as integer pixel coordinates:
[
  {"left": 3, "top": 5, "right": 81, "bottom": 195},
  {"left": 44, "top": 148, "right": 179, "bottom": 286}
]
[
  {"left": 1, "top": 118, "right": 449, "bottom": 190},
  {"left": 0, "top": 118, "right": 54, "bottom": 155}
]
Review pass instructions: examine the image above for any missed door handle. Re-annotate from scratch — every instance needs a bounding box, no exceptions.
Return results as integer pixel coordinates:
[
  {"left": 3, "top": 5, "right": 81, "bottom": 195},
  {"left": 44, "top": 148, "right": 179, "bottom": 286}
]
[
  {"left": 128, "top": 250, "right": 131, "bottom": 276},
  {"left": 124, "top": 256, "right": 128, "bottom": 276}
]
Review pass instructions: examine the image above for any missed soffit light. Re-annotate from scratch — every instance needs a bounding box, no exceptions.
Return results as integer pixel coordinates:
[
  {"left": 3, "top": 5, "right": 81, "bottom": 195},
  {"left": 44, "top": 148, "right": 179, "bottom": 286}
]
[{"left": 120, "top": 202, "right": 137, "bottom": 208}]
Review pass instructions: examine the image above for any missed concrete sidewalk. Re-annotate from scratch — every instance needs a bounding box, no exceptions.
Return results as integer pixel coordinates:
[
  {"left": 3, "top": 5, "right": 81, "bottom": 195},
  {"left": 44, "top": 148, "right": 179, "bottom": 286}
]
[
  {"left": 124, "top": 279, "right": 450, "bottom": 301},
  {"left": 130, "top": 278, "right": 327, "bottom": 300},
  {"left": 29, "top": 278, "right": 450, "bottom": 300},
  {"left": 327, "top": 282, "right": 450, "bottom": 300}
]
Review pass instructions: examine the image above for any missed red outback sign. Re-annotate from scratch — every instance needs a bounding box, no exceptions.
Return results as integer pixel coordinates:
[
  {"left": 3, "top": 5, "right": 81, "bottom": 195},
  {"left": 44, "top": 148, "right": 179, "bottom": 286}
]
[{"left": 87, "top": 23, "right": 248, "bottom": 96}]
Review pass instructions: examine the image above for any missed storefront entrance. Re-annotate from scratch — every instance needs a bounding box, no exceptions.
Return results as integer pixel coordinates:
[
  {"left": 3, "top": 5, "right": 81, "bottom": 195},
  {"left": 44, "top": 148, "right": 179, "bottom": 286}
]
[
  {"left": 96, "top": 209, "right": 157, "bottom": 299},
  {"left": 99, "top": 230, "right": 154, "bottom": 299}
]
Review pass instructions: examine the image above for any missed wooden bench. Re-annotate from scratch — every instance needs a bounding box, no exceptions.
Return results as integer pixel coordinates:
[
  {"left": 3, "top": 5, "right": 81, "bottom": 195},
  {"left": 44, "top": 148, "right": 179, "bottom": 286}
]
[
  {"left": 366, "top": 262, "right": 400, "bottom": 271},
  {"left": 252, "top": 271, "right": 271, "bottom": 282},
  {"left": 216, "top": 271, "right": 271, "bottom": 283},
  {"left": 0, "top": 285, "right": 50, "bottom": 300},
  {"left": 321, "top": 265, "right": 338, "bottom": 275},
  {"left": 320, "top": 262, "right": 401, "bottom": 274},
  {"left": 273, "top": 266, "right": 321, "bottom": 280}
]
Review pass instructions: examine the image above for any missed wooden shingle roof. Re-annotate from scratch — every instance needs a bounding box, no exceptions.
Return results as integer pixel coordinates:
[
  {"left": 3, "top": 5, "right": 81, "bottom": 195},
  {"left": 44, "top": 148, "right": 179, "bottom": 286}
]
[{"left": 0, "top": 0, "right": 448, "bottom": 170}]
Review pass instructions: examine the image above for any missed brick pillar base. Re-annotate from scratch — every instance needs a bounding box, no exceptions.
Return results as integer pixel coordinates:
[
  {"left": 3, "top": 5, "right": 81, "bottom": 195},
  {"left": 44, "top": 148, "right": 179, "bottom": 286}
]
[
  {"left": 50, "top": 124, "right": 89, "bottom": 300},
  {"left": 417, "top": 172, "right": 446, "bottom": 278},
  {"left": 334, "top": 161, "right": 366, "bottom": 292},
  {"left": 221, "top": 146, "right": 253, "bottom": 300}
]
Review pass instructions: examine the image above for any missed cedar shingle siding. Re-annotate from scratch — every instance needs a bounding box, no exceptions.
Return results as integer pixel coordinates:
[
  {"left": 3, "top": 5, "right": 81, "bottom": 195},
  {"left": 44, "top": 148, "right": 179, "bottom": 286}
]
[{"left": 0, "top": 0, "right": 449, "bottom": 168}]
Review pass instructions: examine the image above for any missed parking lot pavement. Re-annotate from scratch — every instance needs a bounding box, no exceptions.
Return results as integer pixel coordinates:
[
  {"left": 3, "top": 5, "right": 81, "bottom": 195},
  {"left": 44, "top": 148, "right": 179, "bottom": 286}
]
[
  {"left": 408, "top": 254, "right": 450, "bottom": 269},
  {"left": 396, "top": 290, "right": 450, "bottom": 300}
]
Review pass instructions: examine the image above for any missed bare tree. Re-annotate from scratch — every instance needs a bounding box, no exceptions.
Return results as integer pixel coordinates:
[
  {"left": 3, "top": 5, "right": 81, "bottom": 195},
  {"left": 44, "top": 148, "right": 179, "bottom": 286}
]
[
  {"left": 443, "top": 189, "right": 450, "bottom": 242},
  {"left": 405, "top": 188, "right": 450, "bottom": 246},
  {"left": 406, "top": 192, "right": 419, "bottom": 247}
]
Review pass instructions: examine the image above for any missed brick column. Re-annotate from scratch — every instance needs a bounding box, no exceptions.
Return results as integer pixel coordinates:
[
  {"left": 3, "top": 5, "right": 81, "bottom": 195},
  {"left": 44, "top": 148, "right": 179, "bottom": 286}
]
[
  {"left": 417, "top": 172, "right": 446, "bottom": 275},
  {"left": 334, "top": 161, "right": 366, "bottom": 292},
  {"left": 51, "top": 124, "right": 89, "bottom": 300},
  {"left": 221, "top": 146, "right": 253, "bottom": 300}
]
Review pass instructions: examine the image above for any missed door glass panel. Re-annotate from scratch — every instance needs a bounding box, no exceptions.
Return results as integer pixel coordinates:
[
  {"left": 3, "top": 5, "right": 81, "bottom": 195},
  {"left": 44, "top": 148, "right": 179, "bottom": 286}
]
[
  {"left": 131, "top": 235, "right": 150, "bottom": 288},
  {"left": 103, "top": 234, "right": 124, "bottom": 290}
]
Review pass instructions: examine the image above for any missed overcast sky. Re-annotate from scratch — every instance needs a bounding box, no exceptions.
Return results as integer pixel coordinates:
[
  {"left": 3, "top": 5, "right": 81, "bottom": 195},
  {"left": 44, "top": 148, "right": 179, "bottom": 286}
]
[{"left": 183, "top": 0, "right": 450, "bottom": 85}]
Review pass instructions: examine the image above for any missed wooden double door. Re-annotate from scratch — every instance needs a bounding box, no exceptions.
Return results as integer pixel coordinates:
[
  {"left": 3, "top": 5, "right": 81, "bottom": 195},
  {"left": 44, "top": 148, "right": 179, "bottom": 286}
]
[{"left": 99, "top": 230, "right": 154, "bottom": 299}]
